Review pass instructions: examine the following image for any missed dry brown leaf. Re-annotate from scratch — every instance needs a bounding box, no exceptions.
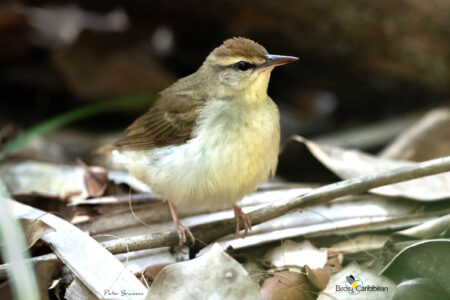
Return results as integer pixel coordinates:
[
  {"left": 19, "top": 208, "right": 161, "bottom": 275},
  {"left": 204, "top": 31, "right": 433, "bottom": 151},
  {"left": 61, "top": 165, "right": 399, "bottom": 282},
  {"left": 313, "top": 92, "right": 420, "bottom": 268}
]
[
  {"left": 395, "top": 214, "right": 450, "bottom": 239},
  {"left": 260, "top": 270, "right": 316, "bottom": 300},
  {"left": 296, "top": 136, "right": 450, "bottom": 201},
  {"left": 0, "top": 161, "right": 150, "bottom": 205},
  {"left": 305, "top": 265, "right": 330, "bottom": 291},
  {"left": 35, "top": 259, "right": 62, "bottom": 300},
  {"left": 0, "top": 260, "right": 60, "bottom": 300},
  {"left": 14, "top": 192, "right": 78, "bottom": 221},
  {"left": 146, "top": 244, "right": 259, "bottom": 299},
  {"left": 65, "top": 279, "right": 98, "bottom": 300},
  {"left": 20, "top": 218, "right": 55, "bottom": 249},
  {"left": 329, "top": 234, "right": 390, "bottom": 254},
  {"left": 0, "top": 161, "right": 88, "bottom": 202},
  {"left": 11, "top": 200, "right": 147, "bottom": 299},
  {"left": 139, "top": 263, "right": 171, "bottom": 287},
  {"left": 83, "top": 166, "right": 109, "bottom": 197},
  {"left": 381, "top": 108, "right": 450, "bottom": 161},
  {"left": 324, "top": 251, "right": 343, "bottom": 274},
  {"left": 264, "top": 240, "right": 328, "bottom": 269},
  {"left": 0, "top": 280, "right": 13, "bottom": 300}
]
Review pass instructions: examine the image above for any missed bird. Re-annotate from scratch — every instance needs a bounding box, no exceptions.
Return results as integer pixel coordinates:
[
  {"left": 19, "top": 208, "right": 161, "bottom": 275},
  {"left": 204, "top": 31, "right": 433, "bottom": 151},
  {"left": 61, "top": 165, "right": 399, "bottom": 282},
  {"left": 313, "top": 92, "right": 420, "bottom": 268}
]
[{"left": 111, "top": 37, "right": 298, "bottom": 249}]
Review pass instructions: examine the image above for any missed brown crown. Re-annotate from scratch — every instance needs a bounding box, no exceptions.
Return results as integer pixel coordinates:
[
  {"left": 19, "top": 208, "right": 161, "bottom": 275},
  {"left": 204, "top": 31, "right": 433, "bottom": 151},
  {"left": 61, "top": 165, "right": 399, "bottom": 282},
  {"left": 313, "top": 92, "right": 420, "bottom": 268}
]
[{"left": 210, "top": 37, "right": 268, "bottom": 60}]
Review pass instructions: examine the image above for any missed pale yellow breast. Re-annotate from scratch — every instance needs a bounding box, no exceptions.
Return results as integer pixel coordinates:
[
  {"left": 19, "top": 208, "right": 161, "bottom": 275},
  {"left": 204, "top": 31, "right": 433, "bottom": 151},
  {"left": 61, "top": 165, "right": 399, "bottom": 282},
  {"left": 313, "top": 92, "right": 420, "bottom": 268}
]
[
  {"left": 116, "top": 96, "right": 280, "bottom": 212},
  {"left": 183, "top": 96, "right": 280, "bottom": 208}
]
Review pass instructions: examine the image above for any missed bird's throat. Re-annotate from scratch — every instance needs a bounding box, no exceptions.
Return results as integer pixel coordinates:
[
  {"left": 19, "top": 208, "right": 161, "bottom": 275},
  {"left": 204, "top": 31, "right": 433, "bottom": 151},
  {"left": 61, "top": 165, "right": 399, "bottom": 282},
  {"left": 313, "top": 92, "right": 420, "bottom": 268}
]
[{"left": 245, "top": 70, "right": 272, "bottom": 103}]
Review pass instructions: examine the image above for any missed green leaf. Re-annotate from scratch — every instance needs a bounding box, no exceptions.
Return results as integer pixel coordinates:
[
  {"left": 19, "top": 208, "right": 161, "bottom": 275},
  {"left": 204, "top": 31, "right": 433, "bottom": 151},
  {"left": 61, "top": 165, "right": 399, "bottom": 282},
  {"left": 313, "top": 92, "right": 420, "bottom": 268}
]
[
  {"left": 381, "top": 239, "right": 450, "bottom": 297},
  {"left": 0, "top": 197, "right": 39, "bottom": 300},
  {"left": 392, "top": 278, "right": 447, "bottom": 300}
]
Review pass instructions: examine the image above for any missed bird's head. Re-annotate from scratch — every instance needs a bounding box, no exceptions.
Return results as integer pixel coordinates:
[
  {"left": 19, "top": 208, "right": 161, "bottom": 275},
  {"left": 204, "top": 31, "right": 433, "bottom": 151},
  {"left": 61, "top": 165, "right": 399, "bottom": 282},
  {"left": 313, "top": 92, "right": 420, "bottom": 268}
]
[{"left": 201, "top": 37, "right": 298, "bottom": 100}]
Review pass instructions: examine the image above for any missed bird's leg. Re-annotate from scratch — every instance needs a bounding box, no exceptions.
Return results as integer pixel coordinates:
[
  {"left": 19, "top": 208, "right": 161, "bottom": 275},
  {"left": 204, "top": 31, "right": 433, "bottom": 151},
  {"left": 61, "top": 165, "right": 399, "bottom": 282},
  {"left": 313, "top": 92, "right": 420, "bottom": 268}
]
[
  {"left": 233, "top": 204, "right": 252, "bottom": 238},
  {"left": 168, "top": 200, "right": 195, "bottom": 250}
]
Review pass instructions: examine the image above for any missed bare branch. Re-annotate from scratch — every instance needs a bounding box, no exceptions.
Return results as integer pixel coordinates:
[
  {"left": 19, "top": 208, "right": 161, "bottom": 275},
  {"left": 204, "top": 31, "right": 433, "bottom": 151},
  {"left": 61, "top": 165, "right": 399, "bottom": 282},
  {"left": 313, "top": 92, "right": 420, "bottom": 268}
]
[
  {"left": 1, "top": 155, "right": 450, "bottom": 279},
  {"left": 103, "top": 155, "right": 450, "bottom": 253}
]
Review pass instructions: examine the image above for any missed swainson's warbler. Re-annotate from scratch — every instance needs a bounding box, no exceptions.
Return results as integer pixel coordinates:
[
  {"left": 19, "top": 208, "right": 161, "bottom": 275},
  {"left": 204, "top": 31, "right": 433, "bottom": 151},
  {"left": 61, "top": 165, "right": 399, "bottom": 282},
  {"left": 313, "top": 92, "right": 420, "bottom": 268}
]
[{"left": 111, "top": 37, "right": 298, "bottom": 248}]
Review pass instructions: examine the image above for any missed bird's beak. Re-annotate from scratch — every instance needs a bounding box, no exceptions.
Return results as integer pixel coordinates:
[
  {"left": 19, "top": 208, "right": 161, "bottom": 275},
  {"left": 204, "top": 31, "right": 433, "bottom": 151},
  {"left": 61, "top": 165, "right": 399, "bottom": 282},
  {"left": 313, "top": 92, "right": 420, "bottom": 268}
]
[{"left": 256, "top": 54, "right": 299, "bottom": 70}]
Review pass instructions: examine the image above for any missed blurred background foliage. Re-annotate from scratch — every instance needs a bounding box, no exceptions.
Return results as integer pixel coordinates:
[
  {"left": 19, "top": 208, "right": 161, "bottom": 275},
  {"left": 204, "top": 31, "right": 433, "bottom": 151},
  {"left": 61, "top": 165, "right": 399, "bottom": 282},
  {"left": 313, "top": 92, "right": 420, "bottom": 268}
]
[{"left": 1, "top": 0, "right": 449, "bottom": 174}]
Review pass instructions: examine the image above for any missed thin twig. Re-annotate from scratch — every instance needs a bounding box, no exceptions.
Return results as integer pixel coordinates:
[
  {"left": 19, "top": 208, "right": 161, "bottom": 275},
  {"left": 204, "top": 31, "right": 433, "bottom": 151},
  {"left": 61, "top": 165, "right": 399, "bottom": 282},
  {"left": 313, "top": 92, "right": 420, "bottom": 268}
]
[
  {"left": 102, "top": 155, "right": 450, "bottom": 253},
  {"left": 1, "top": 207, "right": 447, "bottom": 280},
  {"left": 1, "top": 155, "right": 450, "bottom": 278}
]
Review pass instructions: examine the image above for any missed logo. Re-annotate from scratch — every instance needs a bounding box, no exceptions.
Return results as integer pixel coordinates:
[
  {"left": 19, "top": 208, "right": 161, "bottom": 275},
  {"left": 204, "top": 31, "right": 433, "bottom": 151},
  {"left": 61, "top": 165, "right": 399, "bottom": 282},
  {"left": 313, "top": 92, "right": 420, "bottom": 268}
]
[
  {"left": 335, "top": 274, "right": 389, "bottom": 295},
  {"left": 346, "top": 275, "right": 359, "bottom": 289},
  {"left": 344, "top": 274, "right": 363, "bottom": 295}
]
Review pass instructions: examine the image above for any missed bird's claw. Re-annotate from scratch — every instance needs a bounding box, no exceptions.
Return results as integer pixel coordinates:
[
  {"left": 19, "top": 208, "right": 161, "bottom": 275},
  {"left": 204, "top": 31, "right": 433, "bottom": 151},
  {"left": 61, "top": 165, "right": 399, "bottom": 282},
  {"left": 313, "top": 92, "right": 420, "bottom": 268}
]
[
  {"left": 233, "top": 205, "right": 252, "bottom": 238},
  {"left": 173, "top": 220, "right": 195, "bottom": 251}
]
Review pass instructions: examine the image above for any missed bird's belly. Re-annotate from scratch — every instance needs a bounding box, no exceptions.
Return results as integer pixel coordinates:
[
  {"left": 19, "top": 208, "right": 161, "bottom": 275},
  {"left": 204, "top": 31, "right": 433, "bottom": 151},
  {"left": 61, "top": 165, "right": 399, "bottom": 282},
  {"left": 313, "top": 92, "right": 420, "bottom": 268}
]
[{"left": 116, "top": 101, "right": 280, "bottom": 212}]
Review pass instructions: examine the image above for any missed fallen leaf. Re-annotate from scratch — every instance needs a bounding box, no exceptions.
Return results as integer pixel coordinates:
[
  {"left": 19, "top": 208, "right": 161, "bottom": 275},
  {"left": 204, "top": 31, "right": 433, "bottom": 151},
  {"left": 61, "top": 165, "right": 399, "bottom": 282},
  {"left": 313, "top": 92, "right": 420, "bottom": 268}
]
[
  {"left": 329, "top": 234, "right": 390, "bottom": 254},
  {"left": 34, "top": 259, "right": 62, "bottom": 300},
  {"left": 205, "top": 193, "right": 426, "bottom": 252},
  {"left": 305, "top": 265, "right": 330, "bottom": 291},
  {"left": 19, "top": 218, "right": 55, "bottom": 249},
  {"left": 65, "top": 279, "right": 97, "bottom": 300},
  {"left": 83, "top": 165, "right": 109, "bottom": 197},
  {"left": 243, "top": 259, "right": 267, "bottom": 285},
  {"left": 318, "top": 261, "right": 396, "bottom": 299},
  {"left": 260, "top": 270, "right": 316, "bottom": 300},
  {"left": 10, "top": 200, "right": 147, "bottom": 299},
  {"left": 14, "top": 192, "right": 77, "bottom": 220},
  {"left": 0, "top": 237, "right": 60, "bottom": 300},
  {"left": 0, "top": 161, "right": 151, "bottom": 204},
  {"left": 392, "top": 277, "right": 447, "bottom": 300},
  {"left": 264, "top": 240, "right": 328, "bottom": 269},
  {"left": 139, "top": 263, "right": 171, "bottom": 287},
  {"left": 146, "top": 244, "right": 260, "bottom": 300},
  {"left": 0, "top": 161, "right": 88, "bottom": 202},
  {"left": 0, "top": 281, "right": 13, "bottom": 300},
  {"left": 296, "top": 136, "right": 450, "bottom": 201},
  {"left": 381, "top": 108, "right": 450, "bottom": 161},
  {"left": 395, "top": 214, "right": 450, "bottom": 239},
  {"left": 324, "top": 251, "right": 343, "bottom": 274},
  {"left": 381, "top": 239, "right": 450, "bottom": 295}
]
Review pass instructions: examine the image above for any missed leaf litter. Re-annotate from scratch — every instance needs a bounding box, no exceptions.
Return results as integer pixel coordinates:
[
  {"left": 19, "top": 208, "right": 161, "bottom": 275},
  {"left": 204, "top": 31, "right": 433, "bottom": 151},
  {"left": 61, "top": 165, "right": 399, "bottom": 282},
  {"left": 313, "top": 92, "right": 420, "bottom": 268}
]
[{"left": 0, "top": 108, "right": 450, "bottom": 299}]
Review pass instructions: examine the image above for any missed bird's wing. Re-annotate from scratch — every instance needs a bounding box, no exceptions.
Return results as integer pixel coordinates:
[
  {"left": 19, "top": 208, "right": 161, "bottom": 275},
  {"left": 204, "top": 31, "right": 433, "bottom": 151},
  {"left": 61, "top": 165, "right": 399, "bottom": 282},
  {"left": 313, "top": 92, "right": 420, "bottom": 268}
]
[{"left": 114, "top": 93, "right": 202, "bottom": 150}]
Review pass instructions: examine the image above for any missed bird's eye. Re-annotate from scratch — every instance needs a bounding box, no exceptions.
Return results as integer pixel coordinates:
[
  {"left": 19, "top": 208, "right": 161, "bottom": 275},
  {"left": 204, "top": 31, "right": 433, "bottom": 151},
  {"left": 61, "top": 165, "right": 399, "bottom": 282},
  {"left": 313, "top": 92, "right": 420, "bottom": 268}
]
[{"left": 236, "top": 61, "right": 252, "bottom": 71}]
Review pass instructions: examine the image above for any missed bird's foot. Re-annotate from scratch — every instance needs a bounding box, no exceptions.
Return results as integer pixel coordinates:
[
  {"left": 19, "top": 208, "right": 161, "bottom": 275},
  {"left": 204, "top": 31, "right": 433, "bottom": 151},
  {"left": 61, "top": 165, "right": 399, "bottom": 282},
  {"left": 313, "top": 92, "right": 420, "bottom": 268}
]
[
  {"left": 168, "top": 199, "right": 195, "bottom": 251},
  {"left": 173, "top": 219, "right": 195, "bottom": 251},
  {"left": 233, "top": 205, "right": 252, "bottom": 238}
]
